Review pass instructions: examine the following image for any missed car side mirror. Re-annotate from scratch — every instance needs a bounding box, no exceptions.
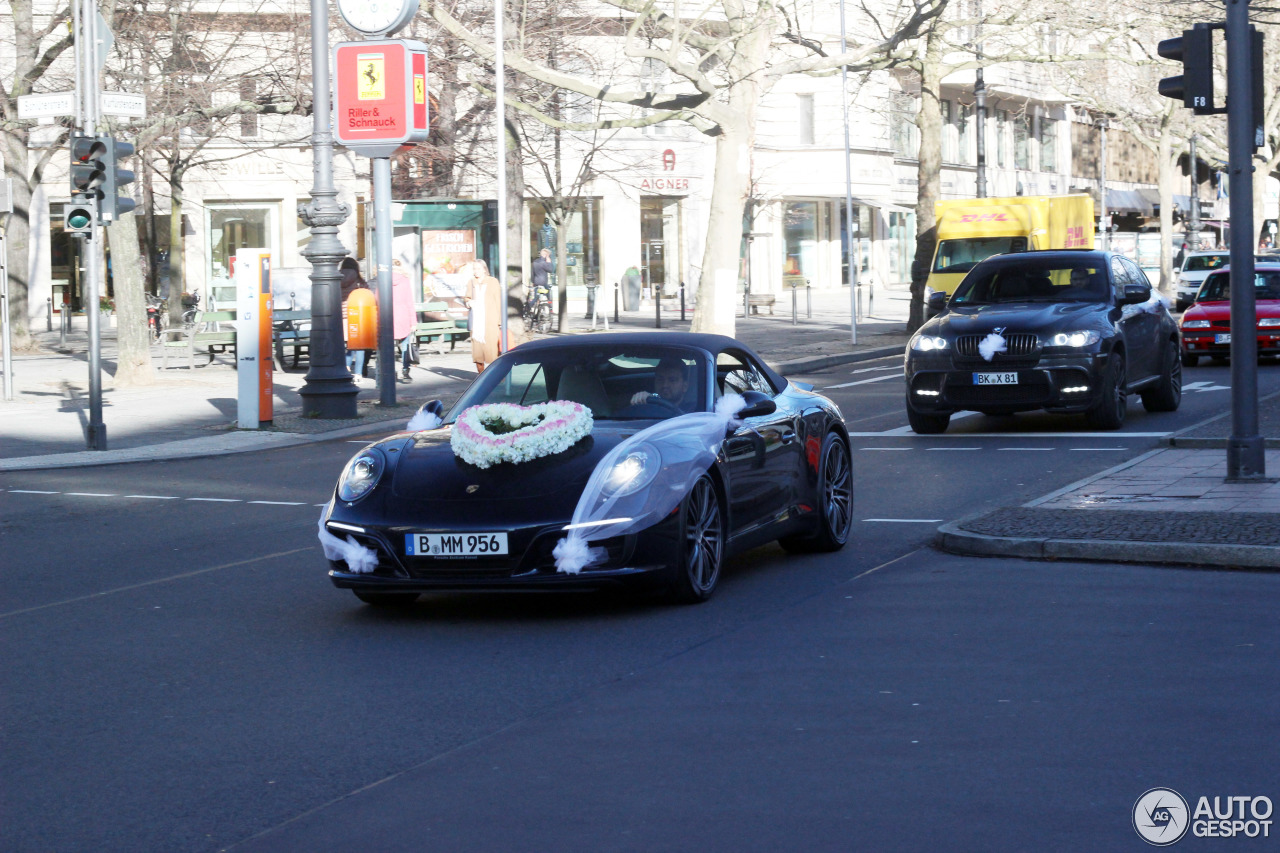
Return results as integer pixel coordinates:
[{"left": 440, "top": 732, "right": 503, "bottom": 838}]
[
  {"left": 735, "top": 390, "right": 777, "bottom": 420},
  {"left": 1121, "top": 284, "right": 1151, "bottom": 305},
  {"left": 926, "top": 291, "right": 948, "bottom": 314}
]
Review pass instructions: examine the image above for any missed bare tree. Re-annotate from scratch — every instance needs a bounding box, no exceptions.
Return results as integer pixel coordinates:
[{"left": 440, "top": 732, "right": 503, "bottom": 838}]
[
  {"left": 0, "top": 0, "right": 73, "bottom": 350},
  {"left": 425, "top": 0, "right": 943, "bottom": 335}
]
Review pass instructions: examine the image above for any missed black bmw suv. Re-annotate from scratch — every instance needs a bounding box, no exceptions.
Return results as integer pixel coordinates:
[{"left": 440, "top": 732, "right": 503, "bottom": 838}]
[{"left": 904, "top": 250, "right": 1182, "bottom": 433}]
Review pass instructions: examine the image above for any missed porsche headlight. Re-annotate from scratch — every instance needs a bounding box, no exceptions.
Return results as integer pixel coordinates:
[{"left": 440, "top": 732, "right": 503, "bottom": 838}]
[
  {"left": 338, "top": 448, "right": 386, "bottom": 502},
  {"left": 601, "top": 445, "right": 659, "bottom": 498},
  {"left": 1181, "top": 319, "right": 1211, "bottom": 329},
  {"left": 910, "top": 334, "right": 948, "bottom": 352},
  {"left": 1259, "top": 318, "right": 1280, "bottom": 327},
  {"left": 1049, "top": 331, "right": 1101, "bottom": 347}
]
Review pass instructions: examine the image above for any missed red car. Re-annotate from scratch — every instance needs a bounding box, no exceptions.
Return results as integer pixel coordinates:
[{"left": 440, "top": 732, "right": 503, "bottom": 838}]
[{"left": 1180, "top": 263, "right": 1280, "bottom": 366}]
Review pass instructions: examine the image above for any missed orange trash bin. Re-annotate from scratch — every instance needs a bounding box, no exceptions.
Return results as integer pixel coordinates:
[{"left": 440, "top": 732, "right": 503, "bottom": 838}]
[{"left": 345, "top": 288, "right": 378, "bottom": 350}]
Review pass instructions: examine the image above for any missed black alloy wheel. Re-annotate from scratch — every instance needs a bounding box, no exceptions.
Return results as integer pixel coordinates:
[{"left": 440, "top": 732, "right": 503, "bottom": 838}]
[
  {"left": 781, "top": 432, "right": 853, "bottom": 554},
  {"left": 1085, "top": 352, "right": 1127, "bottom": 430},
  {"left": 1142, "top": 343, "right": 1183, "bottom": 412},
  {"left": 668, "top": 473, "right": 724, "bottom": 603},
  {"left": 353, "top": 591, "right": 420, "bottom": 607}
]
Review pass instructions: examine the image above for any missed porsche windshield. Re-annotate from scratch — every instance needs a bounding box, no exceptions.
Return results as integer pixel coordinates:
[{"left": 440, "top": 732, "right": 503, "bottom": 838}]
[
  {"left": 952, "top": 261, "right": 1109, "bottom": 304},
  {"left": 447, "top": 346, "right": 710, "bottom": 421},
  {"left": 1196, "top": 270, "right": 1280, "bottom": 302}
]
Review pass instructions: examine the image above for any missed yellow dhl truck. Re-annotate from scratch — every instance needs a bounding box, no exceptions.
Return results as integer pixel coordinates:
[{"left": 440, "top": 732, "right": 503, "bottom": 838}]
[{"left": 926, "top": 194, "right": 1095, "bottom": 298}]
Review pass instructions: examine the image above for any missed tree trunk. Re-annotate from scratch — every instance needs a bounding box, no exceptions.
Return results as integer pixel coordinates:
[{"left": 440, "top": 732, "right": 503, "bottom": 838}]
[
  {"left": 1157, "top": 127, "right": 1174, "bottom": 290},
  {"left": 689, "top": 127, "right": 752, "bottom": 336},
  {"left": 908, "top": 41, "right": 944, "bottom": 334},
  {"left": 108, "top": 213, "right": 156, "bottom": 386},
  {"left": 2, "top": 135, "right": 34, "bottom": 349},
  {"left": 167, "top": 162, "right": 187, "bottom": 324}
]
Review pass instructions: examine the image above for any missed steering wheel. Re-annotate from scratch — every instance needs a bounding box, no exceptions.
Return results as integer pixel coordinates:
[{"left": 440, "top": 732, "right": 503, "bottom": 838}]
[{"left": 641, "top": 394, "right": 683, "bottom": 415}]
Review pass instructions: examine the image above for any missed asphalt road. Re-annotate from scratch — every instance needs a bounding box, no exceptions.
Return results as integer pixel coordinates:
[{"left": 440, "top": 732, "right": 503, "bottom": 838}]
[{"left": 2, "top": 359, "right": 1278, "bottom": 851}]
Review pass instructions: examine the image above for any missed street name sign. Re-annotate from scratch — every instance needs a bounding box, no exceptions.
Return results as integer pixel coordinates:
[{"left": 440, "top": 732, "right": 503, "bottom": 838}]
[
  {"left": 101, "top": 92, "right": 146, "bottom": 118},
  {"left": 17, "top": 92, "right": 76, "bottom": 119}
]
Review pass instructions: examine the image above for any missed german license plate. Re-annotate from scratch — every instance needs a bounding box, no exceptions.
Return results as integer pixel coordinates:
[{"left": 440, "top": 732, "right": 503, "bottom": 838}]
[
  {"left": 1215, "top": 333, "right": 1231, "bottom": 344},
  {"left": 406, "top": 532, "right": 508, "bottom": 557},
  {"left": 973, "top": 372, "right": 1018, "bottom": 385}
]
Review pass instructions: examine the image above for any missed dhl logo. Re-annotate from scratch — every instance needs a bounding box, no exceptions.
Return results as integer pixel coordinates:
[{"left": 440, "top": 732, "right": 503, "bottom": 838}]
[{"left": 958, "top": 213, "right": 1012, "bottom": 222}]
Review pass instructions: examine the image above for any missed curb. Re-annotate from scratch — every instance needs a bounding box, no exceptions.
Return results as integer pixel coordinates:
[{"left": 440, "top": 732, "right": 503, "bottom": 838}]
[
  {"left": 1162, "top": 387, "right": 1280, "bottom": 448},
  {"left": 770, "top": 345, "right": 904, "bottom": 375},
  {"left": 935, "top": 519, "right": 1280, "bottom": 570}
]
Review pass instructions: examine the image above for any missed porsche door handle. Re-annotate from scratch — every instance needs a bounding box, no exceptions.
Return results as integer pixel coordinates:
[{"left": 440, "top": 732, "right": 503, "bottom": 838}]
[{"left": 779, "top": 429, "right": 797, "bottom": 445}]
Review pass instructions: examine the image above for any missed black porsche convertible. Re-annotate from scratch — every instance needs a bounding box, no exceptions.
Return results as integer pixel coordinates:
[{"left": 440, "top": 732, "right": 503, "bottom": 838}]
[{"left": 321, "top": 333, "right": 853, "bottom": 606}]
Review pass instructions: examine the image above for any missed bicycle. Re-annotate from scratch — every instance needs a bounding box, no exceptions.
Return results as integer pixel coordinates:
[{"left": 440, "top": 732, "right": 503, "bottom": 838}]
[{"left": 523, "top": 284, "right": 554, "bottom": 335}]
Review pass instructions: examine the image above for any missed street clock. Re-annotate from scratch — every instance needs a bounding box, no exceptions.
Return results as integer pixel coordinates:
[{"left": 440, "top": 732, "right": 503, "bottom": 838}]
[{"left": 335, "top": 0, "right": 417, "bottom": 37}]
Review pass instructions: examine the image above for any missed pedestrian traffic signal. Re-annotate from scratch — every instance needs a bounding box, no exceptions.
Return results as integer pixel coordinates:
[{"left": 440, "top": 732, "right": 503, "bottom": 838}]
[
  {"left": 63, "top": 201, "right": 96, "bottom": 234},
  {"left": 1158, "top": 24, "right": 1218, "bottom": 114},
  {"left": 69, "top": 132, "right": 107, "bottom": 198},
  {"left": 101, "top": 137, "right": 136, "bottom": 222}
]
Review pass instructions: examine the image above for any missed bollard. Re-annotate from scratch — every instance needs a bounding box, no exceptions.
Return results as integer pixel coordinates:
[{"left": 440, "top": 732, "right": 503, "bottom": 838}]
[
  {"left": 680, "top": 282, "right": 686, "bottom": 321},
  {"left": 655, "top": 285, "right": 661, "bottom": 329},
  {"left": 806, "top": 282, "right": 812, "bottom": 319},
  {"left": 60, "top": 301, "right": 69, "bottom": 348},
  {"left": 47, "top": 297, "right": 53, "bottom": 332},
  {"left": 614, "top": 282, "right": 620, "bottom": 325},
  {"left": 791, "top": 285, "right": 798, "bottom": 326},
  {"left": 744, "top": 290, "right": 749, "bottom": 318}
]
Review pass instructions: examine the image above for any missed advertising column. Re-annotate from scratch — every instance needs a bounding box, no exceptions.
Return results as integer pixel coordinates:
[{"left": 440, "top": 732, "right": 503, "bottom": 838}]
[{"left": 235, "top": 249, "right": 273, "bottom": 428}]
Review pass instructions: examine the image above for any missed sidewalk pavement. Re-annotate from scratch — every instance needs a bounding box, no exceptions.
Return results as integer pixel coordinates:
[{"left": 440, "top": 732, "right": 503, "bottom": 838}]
[
  {"left": 5, "top": 287, "right": 1278, "bottom": 572},
  {"left": 938, "top": 390, "right": 1280, "bottom": 570}
]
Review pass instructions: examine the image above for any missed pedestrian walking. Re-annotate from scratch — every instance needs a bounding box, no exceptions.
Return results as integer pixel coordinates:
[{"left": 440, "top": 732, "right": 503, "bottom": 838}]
[
  {"left": 391, "top": 259, "right": 417, "bottom": 381},
  {"left": 339, "top": 257, "right": 371, "bottom": 379},
  {"left": 464, "top": 260, "right": 502, "bottom": 373}
]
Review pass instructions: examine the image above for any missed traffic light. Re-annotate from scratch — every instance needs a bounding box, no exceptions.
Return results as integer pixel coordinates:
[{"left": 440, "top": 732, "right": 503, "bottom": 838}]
[
  {"left": 63, "top": 201, "right": 97, "bottom": 234},
  {"left": 69, "top": 132, "right": 107, "bottom": 200},
  {"left": 100, "top": 137, "right": 136, "bottom": 222},
  {"left": 1158, "top": 24, "right": 1218, "bottom": 113}
]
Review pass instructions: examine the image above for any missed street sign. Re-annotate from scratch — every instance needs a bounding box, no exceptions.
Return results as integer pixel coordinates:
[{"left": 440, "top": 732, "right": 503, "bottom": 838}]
[
  {"left": 17, "top": 92, "right": 76, "bottom": 119},
  {"left": 333, "top": 39, "right": 429, "bottom": 158},
  {"left": 100, "top": 92, "right": 145, "bottom": 118}
]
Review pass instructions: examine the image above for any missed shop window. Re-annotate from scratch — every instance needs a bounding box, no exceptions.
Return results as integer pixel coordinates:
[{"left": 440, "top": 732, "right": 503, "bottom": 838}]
[
  {"left": 207, "top": 203, "right": 277, "bottom": 287},
  {"left": 1014, "top": 113, "right": 1030, "bottom": 170},
  {"left": 996, "top": 109, "right": 1009, "bottom": 168},
  {"left": 784, "top": 201, "right": 820, "bottom": 287},
  {"left": 1039, "top": 115, "right": 1058, "bottom": 172},
  {"left": 527, "top": 200, "right": 602, "bottom": 292}
]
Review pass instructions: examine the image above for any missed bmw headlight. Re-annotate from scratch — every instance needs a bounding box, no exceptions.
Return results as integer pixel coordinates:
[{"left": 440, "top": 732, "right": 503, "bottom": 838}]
[
  {"left": 601, "top": 445, "right": 659, "bottom": 498},
  {"left": 1049, "top": 331, "right": 1101, "bottom": 347},
  {"left": 1181, "top": 319, "right": 1211, "bottom": 329},
  {"left": 910, "top": 334, "right": 949, "bottom": 352},
  {"left": 1259, "top": 318, "right": 1280, "bottom": 327},
  {"left": 338, "top": 448, "right": 386, "bottom": 502}
]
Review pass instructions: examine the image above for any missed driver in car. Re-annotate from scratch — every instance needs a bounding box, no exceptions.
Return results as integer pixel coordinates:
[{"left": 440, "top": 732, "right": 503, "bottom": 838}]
[{"left": 630, "top": 357, "right": 691, "bottom": 411}]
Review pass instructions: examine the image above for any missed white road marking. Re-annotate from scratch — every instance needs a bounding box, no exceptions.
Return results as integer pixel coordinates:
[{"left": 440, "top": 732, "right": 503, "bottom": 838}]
[
  {"left": 66, "top": 492, "right": 116, "bottom": 497},
  {"left": 125, "top": 495, "right": 180, "bottom": 500},
  {"left": 7, "top": 490, "right": 59, "bottom": 494},
  {"left": 850, "top": 365, "right": 899, "bottom": 374},
  {"left": 187, "top": 497, "right": 242, "bottom": 502},
  {"left": 927, "top": 447, "right": 980, "bottom": 451},
  {"left": 999, "top": 447, "right": 1055, "bottom": 451},
  {"left": 862, "top": 518, "right": 944, "bottom": 523},
  {"left": 1183, "top": 380, "right": 1231, "bottom": 392},
  {"left": 825, "top": 374, "right": 902, "bottom": 390},
  {"left": 861, "top": 447, "right": 913, "bottom": 451},
  {"left": 1071, "top": 447, "right": 1129, "bottom": 451},
  {"left": 247, "top": 500, "right": 306, "bottom": 506}
]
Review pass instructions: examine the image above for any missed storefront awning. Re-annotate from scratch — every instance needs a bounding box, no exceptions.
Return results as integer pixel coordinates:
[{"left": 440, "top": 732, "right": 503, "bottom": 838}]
[{"left": 1102, "top": 188, "right": 1154, "bottom": 215}]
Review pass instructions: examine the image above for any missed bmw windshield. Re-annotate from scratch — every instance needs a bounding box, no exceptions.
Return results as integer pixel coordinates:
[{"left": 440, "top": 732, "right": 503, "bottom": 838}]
[{"left": 952, "top": 260, "right": 1109, "bottom": 304}]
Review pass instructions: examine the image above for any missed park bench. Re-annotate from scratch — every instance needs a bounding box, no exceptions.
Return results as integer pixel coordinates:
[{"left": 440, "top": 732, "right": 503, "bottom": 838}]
[
  {"left": 272, "top": 309, "right": 311, "bottom": 372},
  {"left": 411, "top": 301, "right": 470, "bottom": 355},
  {"left": 157, "top": 310, "right": 237, "bottom": 369},
  {"left": 746, "top": 293, "right": 776, "bottom": 315}
]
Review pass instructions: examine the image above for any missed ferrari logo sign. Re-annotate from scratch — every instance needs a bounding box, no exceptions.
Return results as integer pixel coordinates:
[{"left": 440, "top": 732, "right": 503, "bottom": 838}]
[
  {"left": 357, "top": 55, "right": 385, "bottom": 100},
  {"left": 334, "top": 40, "right": 430, "bottom": 156}
]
